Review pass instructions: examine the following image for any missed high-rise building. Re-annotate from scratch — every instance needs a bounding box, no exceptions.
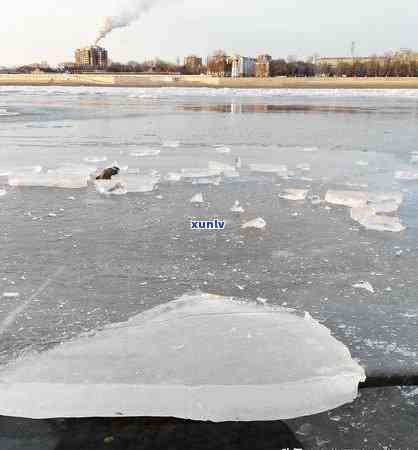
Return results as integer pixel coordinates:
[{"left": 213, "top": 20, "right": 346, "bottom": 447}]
[
  {"left": 75, "top": 46, "right": 108, "bottom": 69},
  {"left": 230, "top": 55, "right": 256, "bottom": 78},
  {"left": 184, "top": 55, "right": 203, "bottom": 73},
  {"left": 255, "top": 54, "right": 272, "bottom": 78}
]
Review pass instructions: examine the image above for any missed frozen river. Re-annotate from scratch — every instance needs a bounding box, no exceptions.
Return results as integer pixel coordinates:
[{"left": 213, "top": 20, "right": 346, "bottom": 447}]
[{"left": 0, "top": 86, "right": 417, "bottom": 448}]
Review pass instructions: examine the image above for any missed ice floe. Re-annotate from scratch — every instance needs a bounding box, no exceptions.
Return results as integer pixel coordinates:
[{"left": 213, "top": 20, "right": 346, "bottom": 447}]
[
  {"left": 49, "top": 164, "right": 97, "bottom": 177},
  {"left": 350, "top": 207, "right": 406, "bottom": 232},
  {"left": 230, "top": 200, "right": 245, "bottom": 214},
  {"left": 325, "top": 190, "right": 403, "bottom": 209},
  {"left": 249, "top": 164, "right": 288, "bottom": 177},
  {"left": 190, "top": 193, "right": 204, "bottom": 204},
  {"left": 395, "top": 170, "right": 418, "bottom": 181},
  {"left": 208, "top": 161, "right": 239, "bottom": 178},
  {"left": 242, "top": 218, "right": 267, "bottom": 230},
  {"left": 162, "top": 140, "right": 180, "bottom": 148},
  {"left": 279, "top": 189, "right": 308, "bottom": 201},
  {"left": 9, "top": 174, "right": 89, "bottom": 189},
  {"left": 296, "top": 163, "right": 311, "bottom": 172},
  {"left": 83, "top": 156, "right": 107, "bottom": 163},
  {"left": 2, "top": 292, "right": 20, "bottom": 298},
  {"left": 352, "top": 281, "right": 375, "bottom": 294},
  {"left": 0, "top": 165, "right": 43, "bottom": 177},
  {"left": 95, "top": 174, "right": 159, "bottom": 194},
  {"left": 130, "top": 149, "right": 161, "bottom": 157},
  {"left": 165, "top": 172, "right": 182, "bottom": 182},
  {"left": 214, "top": 145, "right": 231, "bottom": 154},
  {"left": 0, "top": 292, "right": 365, "bottom": 420},
  {"left": 95, "top": 181, "right": 128, "bottom": 196},
  {"left": 181, "top": 168, "right": 222, "bottom": 185},
  {"left": 0, "top": 189, "right": 7, "bottom": 197}
]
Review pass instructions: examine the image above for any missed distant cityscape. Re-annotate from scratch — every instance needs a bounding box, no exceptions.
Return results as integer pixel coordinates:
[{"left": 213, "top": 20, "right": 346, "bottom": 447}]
[{"left": 1, "top": 46, "right": 417, "bottom": 78}]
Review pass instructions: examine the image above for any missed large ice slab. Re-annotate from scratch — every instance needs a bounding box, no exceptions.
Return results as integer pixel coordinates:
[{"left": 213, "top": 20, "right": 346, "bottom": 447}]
[
  {"left": 249, "top": 164, "right": 288, "bottom": 177},
  {"left": 0, "top": 292, "right": 365, "bottom": 420},
  {"left": 8, "top": 174, "right": 89, "bottom": 189},
  {"left": 350, "top": 207, "right": 406, "bottom": 232},
  {"left": 95, "top": 174, "right": 159, "bottom": 194},
  {"left": 325, "top": 190, "right": 403, "bottom": 209}
]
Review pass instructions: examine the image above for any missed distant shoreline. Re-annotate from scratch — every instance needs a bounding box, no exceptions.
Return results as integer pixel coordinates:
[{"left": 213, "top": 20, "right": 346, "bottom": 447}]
[{"left": 1, "top": 74, "right": 418, "bottom": 89}]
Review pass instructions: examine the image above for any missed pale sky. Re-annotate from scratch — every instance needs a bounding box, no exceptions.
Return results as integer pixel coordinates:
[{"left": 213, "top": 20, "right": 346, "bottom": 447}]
[{"left": 1, "top": 0, "right": 417, "bottom": 66}]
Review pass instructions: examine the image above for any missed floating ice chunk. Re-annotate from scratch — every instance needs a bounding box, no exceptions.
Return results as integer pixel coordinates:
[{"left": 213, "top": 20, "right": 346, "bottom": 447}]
[
  {"left": 9, "top": 174, "right": 89, "bottom": 189},
  {"left": 395, "top": 170, "right": 418, "bottom": 181},
  {"left": 214, "top": 146, "right": 231, "bottom": 154},
  {"left": 296, "top": 163, "right": 311, "bottom": 172},
  {"left": 95, "top": 181, "right": 128, "bottom": 196},
  {"left": 310, "top": 195, "right": 322, "bottom": 205},
  {"left": 0, "top": 292, "right": 365, "bottom": 420},
  {"left": 181, "top": 168, "right": 222, "bottom": 185},
  {"left": 325, "top": 190, "right": 369, "bottom": 208},
  {"left": 2, "top": 292, "right": 20, "bottom": 298},
  {"left": 368, "top": 192, "right": 403, "bottom": 205},
  {"left": 49, "top": 164, "right": 97, "bottom": 177},
  {"left": 325, "top": 190, "right": 403, "bottom": 209},
  {"left": 0, "top": 189, "right": 7, "bottom": 197},
  {"left": 114, "top": 175, "right": 159, "bottom": 193},
  {"left": 356, "top": 161, "right": 369, "bottom": 167},
  {"left": 249, "top": 164, "right": 288, "bottom": 177},
  {"left": 235, "top": 157, "right": 242, "bottom": 169},
  {"left": 279, "top": 189, "right": 308, "bottom": 201},
  {"left": 230, "top": 200, "right": 245, "bottom": 214},
  {"left": 162, "top": 140, "right": 180, "bottom": 148},
  {"left": 298, "top": 147, "right": 319, "bottom": 152},
  {"left": 165, "top": 172, "right": 182, "bottom": 182},
  {"left": 48, "top": 213, "right": 57, "bottom": 217},
  {"left": 368, "top": 200, "right": 400, "bottom": 214},
  {"left": 350, "top": 207, "right": 406, "bottom": 233},
  {"left": 0, "top": 165, "right": 43, "bottom": 177},
  {"left": 190, "top": 193, "right": 204, "bottom": 204},
  {"left": 353, "top": 281, "right": 375, "bottom": 294},
  {"left": 130, "top": 149, "right": 161, "bottom": 157},
  {"left": 242, "top": 218, "right": 266, "bottom": 230},
  {"left": 83, "top": 156, "right": 107, "bottom": 163},
  {"left": 208, "top": 161, "right": 239, "bottom": 178}
]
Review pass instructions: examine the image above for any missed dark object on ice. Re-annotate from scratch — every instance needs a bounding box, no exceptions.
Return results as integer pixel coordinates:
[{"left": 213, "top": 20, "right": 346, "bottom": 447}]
[
  {"left": 360, "top": 374, "right": 418, "bottom": 389},
  {"left": 96, "top": 167, "right": 120, "bottom": 180},
  {"left": 0, "top": 416, "right": 303, "bottom": 450}
]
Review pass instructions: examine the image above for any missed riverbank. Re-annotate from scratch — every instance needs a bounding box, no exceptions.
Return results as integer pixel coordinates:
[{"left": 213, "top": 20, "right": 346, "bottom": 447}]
[{"left": 1, "top": 73, "right": 418, "bottom": 89}]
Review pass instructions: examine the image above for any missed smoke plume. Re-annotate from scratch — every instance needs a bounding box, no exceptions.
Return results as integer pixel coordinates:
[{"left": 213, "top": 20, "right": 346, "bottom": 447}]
[{"left": 95, "top": 0, "right": 158, "bottom": 45}]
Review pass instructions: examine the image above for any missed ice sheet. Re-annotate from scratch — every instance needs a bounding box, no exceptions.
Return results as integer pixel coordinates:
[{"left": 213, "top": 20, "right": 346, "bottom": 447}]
[
  {"left": 242, "top": 218, "right": 267, "bottom": 230},
  {"left": 350, "top": 207, "right": 406, "bottom": 233},
  {"left": 325, "top": 190, "right": 403, "bottom": 209},
  {"left": 48, "top": 164, "right": 98, "bottom": 177},
  {"left": 208, "top": 161, "right": 239, "bottom": 178},
  {"left": 249, "top": 164, "right": 288, "bottom": 177},
  {"left": 181, "top": 168, "right": 222, "bottom": 185},
  {"left": 0, "top": 165, "right": 43, "bottom": 177},
  {"left": 8, "top": 174, "right": 89, "bottom": 189},
  {"left": 395, "top": 170, "right": 418, "bottom": 181},
  {"left": 231, "top": 200, "right": 245, "bottom": 214},
  {"left": 130, "top": 149, "right": 161, "bottom": 157},
  {"left": 190, "top": 193, "right": 204, "bottom": 204},
  {"left": 95, "top": 175, "right": 159, "bottom": 194},
  {"left": 279, "top": 189, "right": 309, "bottom": 201},
  {"left": 0, "top": 292, "right": 365, "bottom": 421}
]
